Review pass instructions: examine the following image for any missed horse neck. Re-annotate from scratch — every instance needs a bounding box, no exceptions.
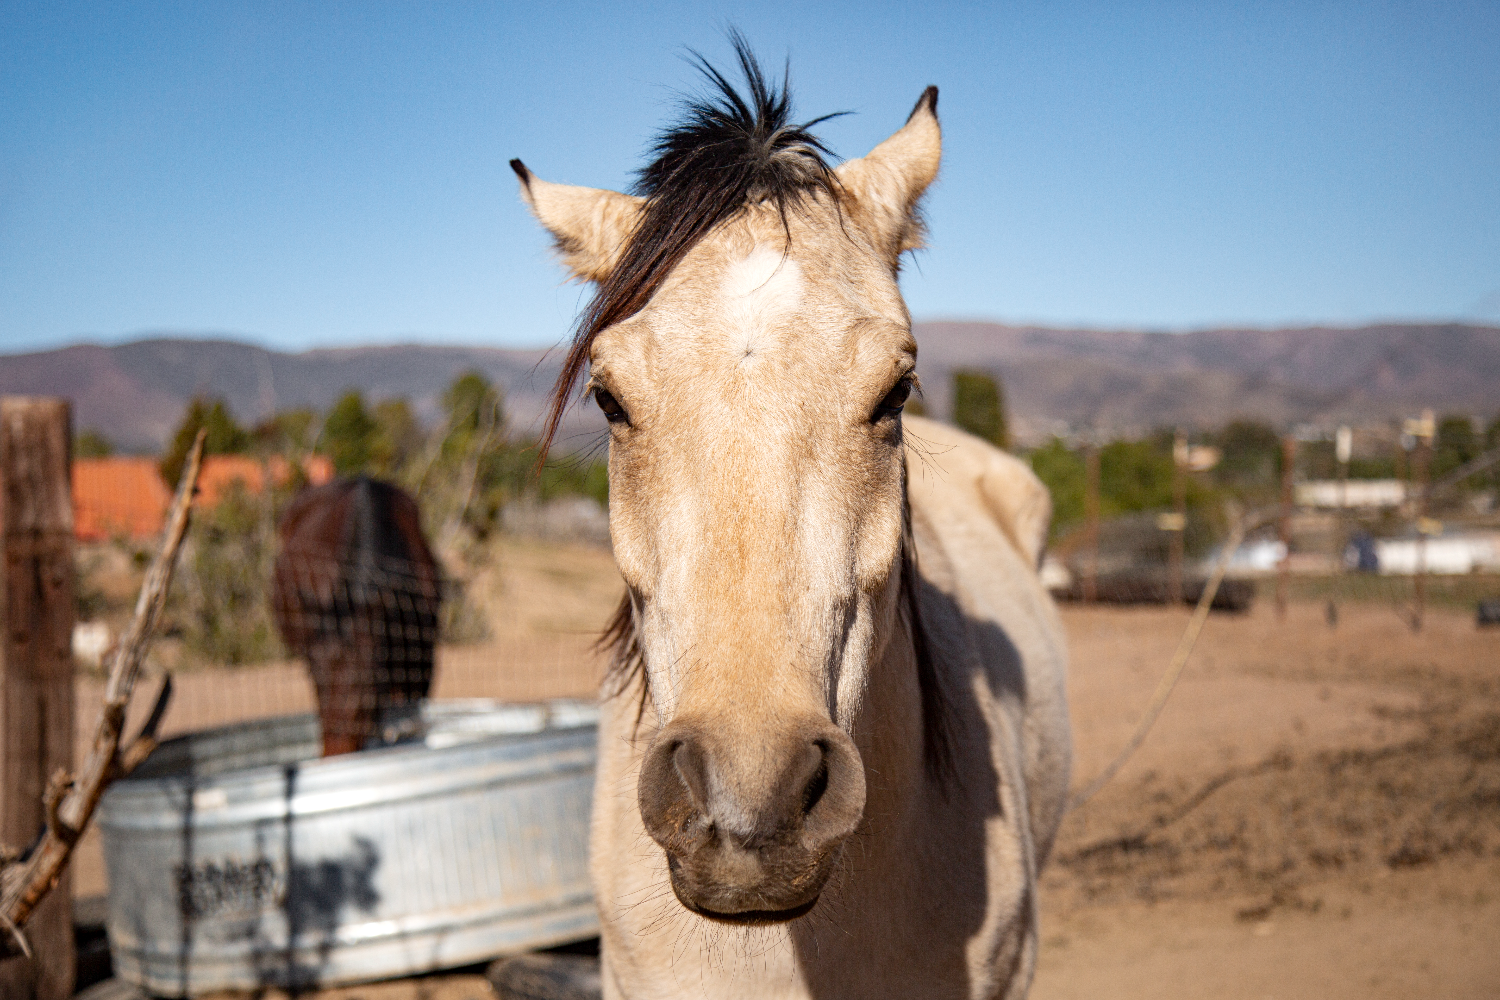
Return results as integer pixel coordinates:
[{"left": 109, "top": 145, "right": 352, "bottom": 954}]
[
  {"left": 854, "top": 562, "right": 939, "bottom": 831},
  {"left": 342, "top": 478, "right": 395, "bottom": 597}
]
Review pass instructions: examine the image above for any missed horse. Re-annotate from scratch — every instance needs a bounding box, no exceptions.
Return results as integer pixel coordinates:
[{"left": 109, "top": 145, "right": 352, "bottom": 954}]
[
  {"left": 270, "top": 476, "right": 441, "bottom": 757},
  {"left": 513, "top": 41, "right": 1071, "bottom": 998}
]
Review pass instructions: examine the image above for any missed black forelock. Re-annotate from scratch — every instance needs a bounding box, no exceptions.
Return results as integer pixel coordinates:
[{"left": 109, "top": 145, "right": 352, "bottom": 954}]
[
  {"left": 536, "top": 31, "right": 844, "bottom": 461},
  {"left": 633, "top": 33, "right": 843, "bottom": 206}
]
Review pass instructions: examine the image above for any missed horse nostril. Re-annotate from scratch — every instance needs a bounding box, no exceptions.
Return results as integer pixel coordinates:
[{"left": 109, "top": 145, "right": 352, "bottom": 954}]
[
  {"left": 801, "top": 755, "right": 830, "bottom": 816},
  {"left": 796, "top": 730, "right": 866, "bottom": 851},
  {"left": 672, "top": 739, "right": 712, "bottom": 814},
  {"left": 640, "top": 731, "right": 717, "bottom": 854}
]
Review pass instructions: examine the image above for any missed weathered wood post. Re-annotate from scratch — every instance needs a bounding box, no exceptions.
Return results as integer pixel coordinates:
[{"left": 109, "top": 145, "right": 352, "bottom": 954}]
[
  {"left": 1412, "top": 412, "right": 1433, "bottom": 634},
  {"left": 1329, "top": 424, "right": 1351, "bottom": 629},
  {"left": 0, "top": 398, "right": 75, "bottom": 1000}
]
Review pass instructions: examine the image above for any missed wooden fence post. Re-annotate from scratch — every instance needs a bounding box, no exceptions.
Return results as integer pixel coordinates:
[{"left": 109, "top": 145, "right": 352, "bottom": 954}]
[
  {"left": 1412, "top": 427, "right": 1431, "bottom": 633},
  {"left": 0, "top": 398, "right": 75, "bottom": 1000}
]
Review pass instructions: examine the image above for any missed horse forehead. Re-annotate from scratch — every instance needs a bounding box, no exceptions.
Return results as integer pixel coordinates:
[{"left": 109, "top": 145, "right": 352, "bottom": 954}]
[
  {"left": 720, "top": 241, "right": 799, "bottom": 298},
  {"left": 649, "top": 230, "right": 871, "bottom": 369}
]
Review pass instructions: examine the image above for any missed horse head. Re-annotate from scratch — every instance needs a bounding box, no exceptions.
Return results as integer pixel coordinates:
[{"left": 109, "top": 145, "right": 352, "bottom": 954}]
[{"left": 515, "top": 46, "right": 941, "bottom": 924}]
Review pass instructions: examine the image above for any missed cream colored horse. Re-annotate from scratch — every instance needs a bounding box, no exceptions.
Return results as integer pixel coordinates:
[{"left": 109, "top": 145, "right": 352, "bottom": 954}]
[{"left": 514, "top": 47, "right": 1071, "bottom": 999}]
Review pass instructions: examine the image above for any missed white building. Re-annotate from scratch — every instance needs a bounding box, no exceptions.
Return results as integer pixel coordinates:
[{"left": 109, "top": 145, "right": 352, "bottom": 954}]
[
  {"left": 1227, "top": 538, "right": 1288, "bottom": 574},
  {"left": 1374, "top": 534, "right": 1500, "bottom": 575},
  {"left": 1295, "top": 480, "right": 1407, "bottom": 509}
]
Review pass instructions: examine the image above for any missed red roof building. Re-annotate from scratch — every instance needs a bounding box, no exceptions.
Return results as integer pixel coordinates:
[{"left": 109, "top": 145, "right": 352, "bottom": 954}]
[
  {"left": 195, "top": 454, "right": 335, "bottom": 508},
  {"left": 72, "top": 454, "right": 336, "bottom": 542},
  {"left": 72, "top": 457, "right": 170, "bottom": 541}
]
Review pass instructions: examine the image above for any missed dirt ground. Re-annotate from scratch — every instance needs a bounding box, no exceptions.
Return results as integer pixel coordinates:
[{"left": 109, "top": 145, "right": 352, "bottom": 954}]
[
  {"left": 1038, "top": 600, "right": 1500, "bottom": 1000},
  {"left": 70, "top": 539, "right": 1500, "bottom": 997}
]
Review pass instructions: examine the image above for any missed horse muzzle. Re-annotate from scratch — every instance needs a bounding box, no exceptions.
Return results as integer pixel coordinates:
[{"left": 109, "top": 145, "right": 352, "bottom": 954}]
[{"left": 638, "top": 715, "right": 867, "bottom": 924}]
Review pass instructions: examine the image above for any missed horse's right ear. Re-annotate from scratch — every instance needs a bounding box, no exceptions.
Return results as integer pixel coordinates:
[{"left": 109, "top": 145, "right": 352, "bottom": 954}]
[
  {"left": 511, "top": 159, "right": 644, "bottom": 283},
  {"left": 833, "top": 87, "right": 941, "bottom": 264}
]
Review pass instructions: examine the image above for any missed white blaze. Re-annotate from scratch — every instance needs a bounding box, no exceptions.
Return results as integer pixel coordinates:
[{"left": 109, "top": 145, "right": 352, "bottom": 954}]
[{"left": 719, "top": 244, "right": 803, "bottom": 359}]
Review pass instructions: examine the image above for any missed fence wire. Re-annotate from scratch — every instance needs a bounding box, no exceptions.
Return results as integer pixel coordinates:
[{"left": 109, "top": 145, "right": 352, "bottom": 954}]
[
  {"left": 269, "top": 549, "right": 442, "bottom": 749},
  {"left": 1047, "top": 500, "right": 1500, "bottom": 632}
]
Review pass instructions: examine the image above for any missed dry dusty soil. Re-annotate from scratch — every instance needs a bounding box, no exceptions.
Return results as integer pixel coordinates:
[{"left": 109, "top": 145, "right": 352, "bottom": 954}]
[
  {"left": 71, "top": 538, "right": 1500, "bottom": 998},
  {"left": 1039, "top": 601, "right": 1500, "bottom": 1000}
]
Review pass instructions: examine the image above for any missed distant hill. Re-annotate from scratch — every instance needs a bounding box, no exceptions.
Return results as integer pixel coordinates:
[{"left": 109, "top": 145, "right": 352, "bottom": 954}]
[
  {"left": 0, "top": 338, "right": 571, "bottom": 453},
  {"left": 3, "top": 322, "right": 1497, "bottom": 452},
  {"left": 912, "top": 321, "right": 1500, "bottom": 440}
]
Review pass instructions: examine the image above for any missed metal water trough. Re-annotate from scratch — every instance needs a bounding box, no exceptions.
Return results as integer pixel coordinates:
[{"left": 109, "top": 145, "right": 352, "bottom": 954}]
[{"left": 98, "top": 699, "right": 599, "bottom": 996}]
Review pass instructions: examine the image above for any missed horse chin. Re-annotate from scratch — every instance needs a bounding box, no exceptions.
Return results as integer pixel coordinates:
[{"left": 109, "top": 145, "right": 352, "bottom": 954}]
[
  {"left": 676, "top": 893, "right": 820, "bottom": 926},
  {"left": 664, "top": 850, "right": 833, "bottom": 926}
]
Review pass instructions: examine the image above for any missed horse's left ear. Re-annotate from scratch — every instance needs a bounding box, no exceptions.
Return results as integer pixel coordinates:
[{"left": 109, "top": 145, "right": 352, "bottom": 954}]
[
  {"left": 511, "top": 159, "right": 644, "bottom": 283},
  {"left": 835, "top": 86, "right": 941, "bottom": 262}
]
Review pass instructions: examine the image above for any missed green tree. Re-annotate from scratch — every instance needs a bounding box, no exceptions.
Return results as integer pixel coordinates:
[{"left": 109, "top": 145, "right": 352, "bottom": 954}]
[
  {"left": 442, "top": 371, "right": 506, "bottom": 446},
  {"left": 251, "top": 407, "right": 317, "bottom": 454},
  {"left": 1098, "top": 440, "right": 1175, "bottom": 514},
  {"left": 1298, "top": 438, "right": 1337, "bottom": 480},
  {"left": 371, "top": 398, "right": 424, "bottom": 476},
  {"left": 178, "top": 479, "right": 282, "bottom": 664},
  {"left": 322, "top": 390, "right": 378, "bottom": 475},
  {"left": 1027, "top": 434, "right": 1224, "bottom": 553},
  {"left": 950, "top": 369, "right": 1009, "bottom": 449},
  {"left": 1028, "top": 438, "right": 1086, "bottom": 534},
  {"left": 202, "top": 400, "right": 248, "bottom": 453},
  {"left": 434, "top": 373, "right": 508, "bottom": 535},
  {"left": 1432, "top": 414, "right": 1478, "bottom": 479},
  {"left": 74, "top": 428, "right": 113, "bottom": 458},
  {"left": 1212, "top": 420, "right": 1282, "bottom": 496},
  {"left": 160, "top": 396, "right": 247, "bottom": 487}
]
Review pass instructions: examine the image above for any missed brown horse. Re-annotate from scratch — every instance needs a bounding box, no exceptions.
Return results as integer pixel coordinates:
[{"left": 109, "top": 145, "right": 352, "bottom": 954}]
[{"left": 270, "top": 476, "right": 441, "bottom": 756}]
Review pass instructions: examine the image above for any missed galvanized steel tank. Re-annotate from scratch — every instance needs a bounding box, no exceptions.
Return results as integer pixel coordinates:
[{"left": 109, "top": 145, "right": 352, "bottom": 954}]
[{"left": 98, "top": 699, "right": 599, "bottom": 996}]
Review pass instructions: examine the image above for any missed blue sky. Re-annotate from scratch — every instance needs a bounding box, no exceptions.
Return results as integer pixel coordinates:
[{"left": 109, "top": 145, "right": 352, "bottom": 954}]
[{"left": 2, "top": 2, "right": 1497, "bottom": 353}]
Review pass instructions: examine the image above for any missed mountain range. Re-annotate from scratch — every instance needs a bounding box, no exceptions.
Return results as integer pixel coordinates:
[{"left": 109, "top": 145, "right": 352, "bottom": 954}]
[
  {"left": 912, "top": 321, "right": 1500, "bottom": 440},
  {"left": 2, "top": 322, "right": 1496, "bottom": 452}
]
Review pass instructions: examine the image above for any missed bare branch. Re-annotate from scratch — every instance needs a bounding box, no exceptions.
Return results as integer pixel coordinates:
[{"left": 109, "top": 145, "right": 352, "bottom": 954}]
[
  {"left": 117, "top": 675, "right": 175, "bottom": 777},
  {"left": 0, "top": 430, "right": 206, "bottom": 957}
]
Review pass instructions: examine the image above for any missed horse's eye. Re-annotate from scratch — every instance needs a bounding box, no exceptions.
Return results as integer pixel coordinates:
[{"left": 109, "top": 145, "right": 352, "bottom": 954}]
[
  {"left": 595, "top": 387, "right": 629, "bottom": 424},
  {"left": 872, "top": 377, "right": 913, "bottom": 421}
]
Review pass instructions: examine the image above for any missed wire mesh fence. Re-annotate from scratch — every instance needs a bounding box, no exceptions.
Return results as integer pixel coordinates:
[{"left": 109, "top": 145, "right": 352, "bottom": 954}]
[
  {"left": 60, "top": 434, "right": 1499, "bottom": 907},
  {"left": 269, "top": 549, "right": 441, "bottom": 752},
  {"left": 1045, "top": 499, "right": 1500, "bottom": 630}
]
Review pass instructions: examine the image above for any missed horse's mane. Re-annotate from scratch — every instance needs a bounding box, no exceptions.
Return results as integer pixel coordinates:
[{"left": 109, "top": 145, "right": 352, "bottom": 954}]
[{"left": 532, "top": 31, "right": 844, "bottom": 460}]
